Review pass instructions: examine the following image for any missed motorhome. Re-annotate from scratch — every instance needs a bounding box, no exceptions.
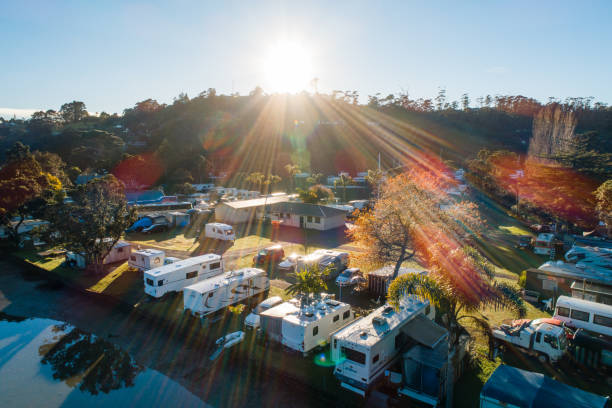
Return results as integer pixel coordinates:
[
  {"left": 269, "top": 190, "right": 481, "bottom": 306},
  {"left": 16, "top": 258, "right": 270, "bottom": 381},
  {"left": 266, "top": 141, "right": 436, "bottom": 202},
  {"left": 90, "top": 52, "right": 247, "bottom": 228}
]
[
  {"left": 533, "top": 233, "right": 555, "bottom": 255},
  {"left": 331, "top": 298, "right": 434, "bottom": 395},
  {"left": 183, "top": 268, "right": 269, "bottom": 316},
  {"left": 280, "top": 298, "right": 355, "bottom": 354},
  {"left": 143, "top": 254, "right": 223, "bottom": 298},
  {"left": 205, "top": 223, "right": 235, "bottom": 241},
  {"left": 553, "top": 296, "right": 612, "bottom": 337},
  {"left": 129, "top": 248, "right": 165, "bottom": 271}
]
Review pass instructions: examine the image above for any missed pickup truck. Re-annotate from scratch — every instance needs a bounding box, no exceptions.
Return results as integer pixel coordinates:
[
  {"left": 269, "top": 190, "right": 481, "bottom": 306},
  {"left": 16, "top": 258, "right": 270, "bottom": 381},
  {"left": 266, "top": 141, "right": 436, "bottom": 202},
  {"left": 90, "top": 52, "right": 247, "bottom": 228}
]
[{"left": 492, "top": 319, "right": 568, "bottom": 363}]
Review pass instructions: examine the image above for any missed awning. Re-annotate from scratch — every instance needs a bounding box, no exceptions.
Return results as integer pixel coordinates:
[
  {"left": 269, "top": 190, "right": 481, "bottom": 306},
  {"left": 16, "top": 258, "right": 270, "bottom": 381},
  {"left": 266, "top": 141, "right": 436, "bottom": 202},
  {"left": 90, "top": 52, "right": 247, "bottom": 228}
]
[{"left": 401, "top": 314, "right": 448, "bottom": 349}]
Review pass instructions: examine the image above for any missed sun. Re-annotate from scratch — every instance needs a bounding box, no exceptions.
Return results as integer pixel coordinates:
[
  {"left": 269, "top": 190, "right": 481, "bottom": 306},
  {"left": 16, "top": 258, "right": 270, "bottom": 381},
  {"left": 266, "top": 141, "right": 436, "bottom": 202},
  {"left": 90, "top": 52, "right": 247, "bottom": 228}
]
[{"left": 262, "top": 40, "right": 313, "bottom": 93}]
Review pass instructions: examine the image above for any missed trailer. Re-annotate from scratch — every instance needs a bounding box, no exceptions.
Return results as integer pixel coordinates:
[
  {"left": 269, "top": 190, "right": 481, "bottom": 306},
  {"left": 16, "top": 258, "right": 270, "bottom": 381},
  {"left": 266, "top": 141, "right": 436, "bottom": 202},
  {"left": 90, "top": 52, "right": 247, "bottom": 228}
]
[
  {"left": 129, "top": 248, "right": 165, "bottom": 271},
  {"left": 331, "top": 298, "right": 435, "bottom": 396},
  {"left": 183, "top": 268, "right": 269, "bottom": 316},
  {"left": 533, "top": 233, "right": 555, "bottom": 255},
  {"left": 280, "top": 297, "right": 355, "bottom": 354},
  {"left": 66, "top": 240, "right": 131, "bottom": 269},
  {"left": 205, "top": 222, "right": 235, "bottom": 241},
  {"left": 554, "top": 295, "right": 612, "bottom": 337},
  {"left": 143, "top": 254, "right": 223, "bottom": 298}
]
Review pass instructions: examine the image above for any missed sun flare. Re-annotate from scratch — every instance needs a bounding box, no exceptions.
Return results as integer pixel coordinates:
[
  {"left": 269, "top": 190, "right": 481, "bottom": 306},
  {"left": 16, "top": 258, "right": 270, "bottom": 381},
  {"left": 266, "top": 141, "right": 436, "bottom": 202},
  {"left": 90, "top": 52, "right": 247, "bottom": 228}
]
[{"left": 262, "top": 40, "right": 313, "bottom": 93}]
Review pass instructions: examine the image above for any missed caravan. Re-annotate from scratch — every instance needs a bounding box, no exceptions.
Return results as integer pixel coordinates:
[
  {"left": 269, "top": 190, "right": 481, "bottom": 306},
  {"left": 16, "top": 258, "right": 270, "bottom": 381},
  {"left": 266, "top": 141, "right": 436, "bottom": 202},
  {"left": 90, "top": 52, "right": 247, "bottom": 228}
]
[
  {"left": 129, "top": 248, "right": 165, "bottom": 271},
  {"left": 533, "top": 233, "right": 555, "bottom": 255},
  {"left": 280, "top": 298, "right": 355, "bottom": 354},
  {"left": 143, "top": 254, "right": 223, "bottom": 298},
  {"left": 331, "top": 298, "right": 434, "bottom": 396},
  {"left": 205, "top": 223, "right": 236, "bottom": 241},
  {"left": 183, "top": 268, "right": 269, "bottom": 316}
]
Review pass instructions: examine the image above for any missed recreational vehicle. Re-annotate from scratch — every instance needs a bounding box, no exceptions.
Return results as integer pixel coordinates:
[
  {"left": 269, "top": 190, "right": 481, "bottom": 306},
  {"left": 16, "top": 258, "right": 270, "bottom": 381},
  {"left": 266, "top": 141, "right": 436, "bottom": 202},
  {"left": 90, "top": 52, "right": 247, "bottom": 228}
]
[
  {"left": 66, "top": 240, "right": 132, "bottom": 269},
  {"left": 280, "top": 298, "right": 355, "bottom": 354},
  {"left": 183, "top": 268, "right": 269, "bottom": 316},
  {"left": 533, "top": 233, "right": 555, "bottom": 255},
  {"left": 129, "top": 248, "right": 165, "bottom": 271},
  {"left": 553, "top": 296, "right": 612, "bottom": 337},
  {"left": 244, "top": 296, "right": 284, "bottom": 329},
  {"left": 205, "top": 223, "right": 235, "bottom": 241},
  {"left": 331, "top": 298, "right": 434, "bottom": 395},
  {"left": 143, "top": 254, "right": 224, "bottom": 298}
]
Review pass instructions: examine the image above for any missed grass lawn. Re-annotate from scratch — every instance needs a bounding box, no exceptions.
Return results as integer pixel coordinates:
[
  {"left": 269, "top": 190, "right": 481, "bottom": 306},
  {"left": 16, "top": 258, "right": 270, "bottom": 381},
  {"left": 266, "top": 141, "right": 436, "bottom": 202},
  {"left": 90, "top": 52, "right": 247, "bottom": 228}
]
[{"left": 127, "top": 231, "right": 200, "bottom": 252}]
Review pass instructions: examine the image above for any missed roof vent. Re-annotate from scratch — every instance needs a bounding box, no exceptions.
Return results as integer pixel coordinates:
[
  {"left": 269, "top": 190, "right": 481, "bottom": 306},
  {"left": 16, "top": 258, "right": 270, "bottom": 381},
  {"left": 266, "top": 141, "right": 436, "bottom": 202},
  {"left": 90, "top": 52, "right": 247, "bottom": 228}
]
[
  {"left": 360, "top": 331, "right": 368, "bottom": 338},
  {"left": 382, "top": 306, "right": 394, "bottom": 316},
  {"left": 373, "top": 316, "right": 387, "bottom": 326}
]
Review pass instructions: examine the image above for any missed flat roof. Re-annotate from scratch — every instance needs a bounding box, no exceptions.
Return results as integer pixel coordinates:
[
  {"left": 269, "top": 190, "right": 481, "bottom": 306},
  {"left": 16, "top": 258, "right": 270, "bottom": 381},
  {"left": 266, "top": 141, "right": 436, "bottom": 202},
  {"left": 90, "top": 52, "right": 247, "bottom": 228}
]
[
  {"left": 557, "top": 295, "right": 612, "bottom": 315},
  {"left": 261, "top": 299, "right": 301, "bottom": 318},
  {"left": 146, "top": 254, "right": 221, "bottom": 276},
  {"left": 369, "top": 266, "right": 427, "bottom": 278},
  {"left": 184, "top": 268, "right": 265, "bottom": 293},
  {"left": 219, "top": 195, "right": 288, "bottom": 209},
  {"left": 533, "top": 262, "right": 612, "bottom": 286},
  {"left": 283, "top": 298, "right": 350, "bottom": 326},
  {"left": 333, "top": 299, "right": 428, "bottom": 347},
  {"left": 132, "top": 248, "right": 165, "bottom": 255}
]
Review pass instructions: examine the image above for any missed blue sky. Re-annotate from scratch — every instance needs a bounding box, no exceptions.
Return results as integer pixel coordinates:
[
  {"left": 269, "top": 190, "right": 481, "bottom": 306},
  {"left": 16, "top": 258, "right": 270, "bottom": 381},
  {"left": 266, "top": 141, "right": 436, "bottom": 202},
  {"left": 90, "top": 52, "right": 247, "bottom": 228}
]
[{"left": 1, "top": 0, "right": 611, "bottom": 117}]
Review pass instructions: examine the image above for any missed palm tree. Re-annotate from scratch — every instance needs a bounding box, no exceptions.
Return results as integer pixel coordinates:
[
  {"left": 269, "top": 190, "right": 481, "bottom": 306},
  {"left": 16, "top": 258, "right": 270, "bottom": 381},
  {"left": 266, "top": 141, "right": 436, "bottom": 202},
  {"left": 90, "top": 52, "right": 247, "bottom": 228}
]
[
  {"left": 245, "top": 172, "right": 265, "bottom": 192},
  {"left": 334, "top": 174, "right": 354, "bottom": 203},
  {"left": 365, "top": 168, "right": 384, "bottom": 200},
  {"left": 264, "top": 174, "right": 282, "bottom": 194},
  {"left": 286, "top": 264, "right": 330, "bottom": 307},
  {"left": 388, "top": 246, "right": 526, "bottom": 349},
  {"left": 306, "top": 172, "right": 324, "bottom": 186},
  {"left": 284, "top": 164, "right": 300, "bottom": 192}
]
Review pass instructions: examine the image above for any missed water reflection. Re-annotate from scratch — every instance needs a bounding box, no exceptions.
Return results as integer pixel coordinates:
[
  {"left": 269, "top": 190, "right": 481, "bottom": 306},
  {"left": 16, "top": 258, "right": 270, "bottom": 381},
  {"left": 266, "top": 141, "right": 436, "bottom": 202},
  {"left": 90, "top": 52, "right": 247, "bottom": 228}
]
[{"left": 39, "top": 324, "right": 144, "bottom": 395}]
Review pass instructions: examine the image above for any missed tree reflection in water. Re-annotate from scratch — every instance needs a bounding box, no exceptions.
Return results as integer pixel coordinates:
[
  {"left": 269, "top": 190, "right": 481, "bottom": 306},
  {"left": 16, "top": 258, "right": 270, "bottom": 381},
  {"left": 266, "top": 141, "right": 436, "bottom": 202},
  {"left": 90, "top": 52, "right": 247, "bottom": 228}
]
[{"left": 39, "top": 325, "right": 144, "bottom": 395}]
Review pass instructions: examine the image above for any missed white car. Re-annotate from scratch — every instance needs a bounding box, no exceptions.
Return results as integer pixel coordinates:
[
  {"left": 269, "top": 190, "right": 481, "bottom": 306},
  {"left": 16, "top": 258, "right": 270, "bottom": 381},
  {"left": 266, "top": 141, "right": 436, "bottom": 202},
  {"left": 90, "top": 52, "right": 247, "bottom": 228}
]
[
  {"left": 244, "top": 296, "right": 283, "bottom": 329},
  {"left": 335, "top": 268, "right": 365, "bottom": 287},
  {"left": 278, "top": 253, "right": 303, "bottom": 273}
]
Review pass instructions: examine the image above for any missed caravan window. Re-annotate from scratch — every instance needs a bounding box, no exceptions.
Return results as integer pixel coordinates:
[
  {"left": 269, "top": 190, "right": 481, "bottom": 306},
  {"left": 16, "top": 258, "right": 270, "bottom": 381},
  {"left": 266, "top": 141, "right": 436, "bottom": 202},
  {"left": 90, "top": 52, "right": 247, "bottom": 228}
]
[
  {"left": 594, "top": 314, "right": 612, "bottom": 328},
  {"left": 313, "top": 326, "right": 319, "bottom": 336},
  {"left": 117, "top": 247, "right": 124, "bottom": 253},
  {"left": 341, "top": 347, "right": 365, "bottom": 365},
  {"left": 343, "top": 310, "right": 350, "bottom": 320},
  {"left": 146, "top": 278, "right": 154, "bottom": 286},
  {"left": 571, "top": 309, "right": 590, "bottom": 322},
  {"left": 186, "top": 271, "right": 197, "bottom": 280},
  {"left": 158, "top": 280, "right": 164, "bottom": 287},
  {"left": 210, "top": 262, "right": 221, "bottom": 270},
  {"left": 333, "top": 315, "right": 339, "bottom": 322},
  {"left": 372, "top": 354, "right": 379, "bottom": 364},
  {"left": 556, "top": 306, "right": 570, "bottom": 317},
  {"left": 130, "top": 256, "right": 136, "bottom": 261}
]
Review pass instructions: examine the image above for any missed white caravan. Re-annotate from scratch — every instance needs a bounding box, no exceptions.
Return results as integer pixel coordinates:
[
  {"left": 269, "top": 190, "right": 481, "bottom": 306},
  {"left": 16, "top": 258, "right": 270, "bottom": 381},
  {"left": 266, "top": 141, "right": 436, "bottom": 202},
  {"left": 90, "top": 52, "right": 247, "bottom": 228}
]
[
  {"left": 183, "top": 268, "right": 269, "bottom": 316},
  {"left": 554, "top": 295, "right": 612, "bottom": 337},
  {"left": 205, "top": 223, "right": 235, "bottom": 241},
  {"left": 244, "top": 296, "right": 284, "bottom": 329},
  {"left": 281, "top": 298, "right": 355, "bottom": 354},
  {"left": 143, "top": 254, "right": 223, "bottom": 298},
  {"left": 129, "top": 248, "right": 165, "bottom": 271},
  {"left": 533, "top": 233, "right": 555, "bottom": 255},
  {"left": 331, "top": 298, "right": 434, "bottom": 396}
]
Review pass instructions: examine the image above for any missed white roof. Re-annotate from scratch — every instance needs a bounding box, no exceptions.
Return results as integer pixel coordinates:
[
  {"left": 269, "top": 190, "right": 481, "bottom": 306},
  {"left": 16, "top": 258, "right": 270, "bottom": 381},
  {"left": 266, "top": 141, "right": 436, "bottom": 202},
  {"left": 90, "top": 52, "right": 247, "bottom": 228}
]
[
  {"left": 536, "top": 233, "right": 555, "bottom": 242},
  {"left": 537, "top": 261, "right": 612, "bottom": 286},
  {"left": 218, "top": 195, "right": 288, "bottom": 209},
  {"left": 114, "top": 240, "right": 131, "bottom": 248},
  {"left": 133, "top": 248, "right": 164, "bottom": 256},
  {"left": 207, "top": 222, "right": 233, "bottom": 229},
  {"left": 146, "top": 253, "right": 221, "bottom": 276},
  {"left": 333, "top": 298, "right": 428, "bottom": 348},
  {"left": 258, "top": 296, "right": 283, "bottom": 309},
  {"left": 184, "top": 268, "right": 265, "bottom": 293},
  {"left": 556, "top": 295, "right": 612, "bottom": 315},
  {"left": 261, "top": 299, "right": 301, "bottom": 318},
  {"left": 282, "top": 298, "right": 350, "bottom": 327}
]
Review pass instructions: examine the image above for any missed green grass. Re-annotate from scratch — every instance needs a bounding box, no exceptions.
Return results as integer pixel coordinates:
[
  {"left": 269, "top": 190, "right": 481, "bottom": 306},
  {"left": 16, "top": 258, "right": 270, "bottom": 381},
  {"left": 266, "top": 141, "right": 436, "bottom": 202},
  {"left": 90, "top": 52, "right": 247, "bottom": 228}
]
[{"left": 231, "top": 235, "right": 272, "bottom": 250}]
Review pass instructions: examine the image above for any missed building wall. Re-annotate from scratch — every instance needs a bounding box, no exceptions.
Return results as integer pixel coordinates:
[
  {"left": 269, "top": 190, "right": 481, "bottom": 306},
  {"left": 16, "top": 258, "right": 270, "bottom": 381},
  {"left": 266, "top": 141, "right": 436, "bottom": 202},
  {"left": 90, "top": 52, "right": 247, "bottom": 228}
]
[
  {"left": 105, "top": 244, "right": 132, "bottom": 264},
  {"left": 269, "top": 212, "right": 345, "bottom": 231}
]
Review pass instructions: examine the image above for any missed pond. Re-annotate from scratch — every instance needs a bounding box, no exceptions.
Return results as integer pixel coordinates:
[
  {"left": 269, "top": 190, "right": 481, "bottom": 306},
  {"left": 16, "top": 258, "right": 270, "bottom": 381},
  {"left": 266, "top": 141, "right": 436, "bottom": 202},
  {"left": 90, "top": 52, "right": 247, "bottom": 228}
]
[{"left": 0, "top": 315, "right": 208, "bottom": 408}]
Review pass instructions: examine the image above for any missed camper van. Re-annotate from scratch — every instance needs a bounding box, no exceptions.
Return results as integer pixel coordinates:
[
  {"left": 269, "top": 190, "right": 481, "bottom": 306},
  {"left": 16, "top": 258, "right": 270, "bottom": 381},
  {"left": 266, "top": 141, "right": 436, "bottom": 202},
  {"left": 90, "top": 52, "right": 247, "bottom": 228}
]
[
  {"left": 280, "top": 298, "right": 355, "bottom": 354},
  {"left": 205, "top": 223, "right": 235, "bottom": 241},
  {"left": 129, "top": 248, "right": 165, "bottom": 271},
  {"left": 533, "top": 233, "right": 555, "bottom": 255},
  {"left": 331, "top": 298, "right": 434, "bottom": 396},
  {"left": 143, "top": 254, "right": 223, "bottom": 298},
  {"left": 183, "top": 268, "right": 269, "bottom": 316},
  {"left": 553, "top": 296, "right": 612, "bottom": 337},
  {"left": 314, "top": 250, "right": 350, "bottom": 279}
]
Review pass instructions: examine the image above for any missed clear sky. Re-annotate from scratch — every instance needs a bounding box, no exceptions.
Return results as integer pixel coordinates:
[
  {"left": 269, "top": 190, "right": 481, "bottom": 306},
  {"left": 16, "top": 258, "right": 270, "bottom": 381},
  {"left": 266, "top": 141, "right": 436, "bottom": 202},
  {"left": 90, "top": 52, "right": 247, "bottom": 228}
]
[{"left": 1, "top": 0, "right": 611, "bottom": 117}]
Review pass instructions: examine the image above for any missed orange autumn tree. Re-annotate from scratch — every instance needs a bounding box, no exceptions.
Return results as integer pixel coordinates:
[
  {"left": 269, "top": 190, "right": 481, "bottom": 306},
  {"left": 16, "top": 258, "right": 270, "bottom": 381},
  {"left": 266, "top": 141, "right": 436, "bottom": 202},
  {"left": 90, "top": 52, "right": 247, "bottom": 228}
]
[{"left": 348, "top": 164, "right": 481, "bottom": 280}]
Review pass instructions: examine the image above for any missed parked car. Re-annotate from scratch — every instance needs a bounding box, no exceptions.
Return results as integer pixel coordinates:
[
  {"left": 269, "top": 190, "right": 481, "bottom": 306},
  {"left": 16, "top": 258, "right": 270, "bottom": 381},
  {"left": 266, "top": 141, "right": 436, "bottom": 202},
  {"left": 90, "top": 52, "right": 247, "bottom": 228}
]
[
  {"left": 278, "top": 253, "right": 302, "bottom": 273},
  {"left": 142, "top": 223, "right": 169, "bottom": 234},
  {"left": 335, "top": 268, "right": 365, "bottom": 287},
  {"left": 253, "top": 245, "right": 285, "bottom": 267},
  {"left": 517, "top": 235, "right": 533, "bottom": 249}
]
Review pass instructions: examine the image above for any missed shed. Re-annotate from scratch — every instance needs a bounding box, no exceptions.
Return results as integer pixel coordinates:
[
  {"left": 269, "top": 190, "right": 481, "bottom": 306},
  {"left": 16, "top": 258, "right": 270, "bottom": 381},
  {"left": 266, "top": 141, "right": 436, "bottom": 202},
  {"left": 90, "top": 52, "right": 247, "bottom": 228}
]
[
  {"left": 480, "top": 365, "right": 609, "bottom": 408},
  {"left": 368, "top": 266, "right": 427, "bottom": 297},
  {"left": 215, "top": 195, "right": 289, "bottom": 224}
]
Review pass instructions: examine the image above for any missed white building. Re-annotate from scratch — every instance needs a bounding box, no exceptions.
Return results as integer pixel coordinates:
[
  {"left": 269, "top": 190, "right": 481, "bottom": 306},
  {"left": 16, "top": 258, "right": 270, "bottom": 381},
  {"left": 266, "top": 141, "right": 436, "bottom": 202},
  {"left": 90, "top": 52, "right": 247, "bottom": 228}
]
[
  {"left": 215, "top": 194, "right": 289, "bottom": 224},
  {"left": 268, "top": 202, "right": 347, "bottom": 231},
  {"left": 0, "top": 218, "right": 50, "bottom": 239}
]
